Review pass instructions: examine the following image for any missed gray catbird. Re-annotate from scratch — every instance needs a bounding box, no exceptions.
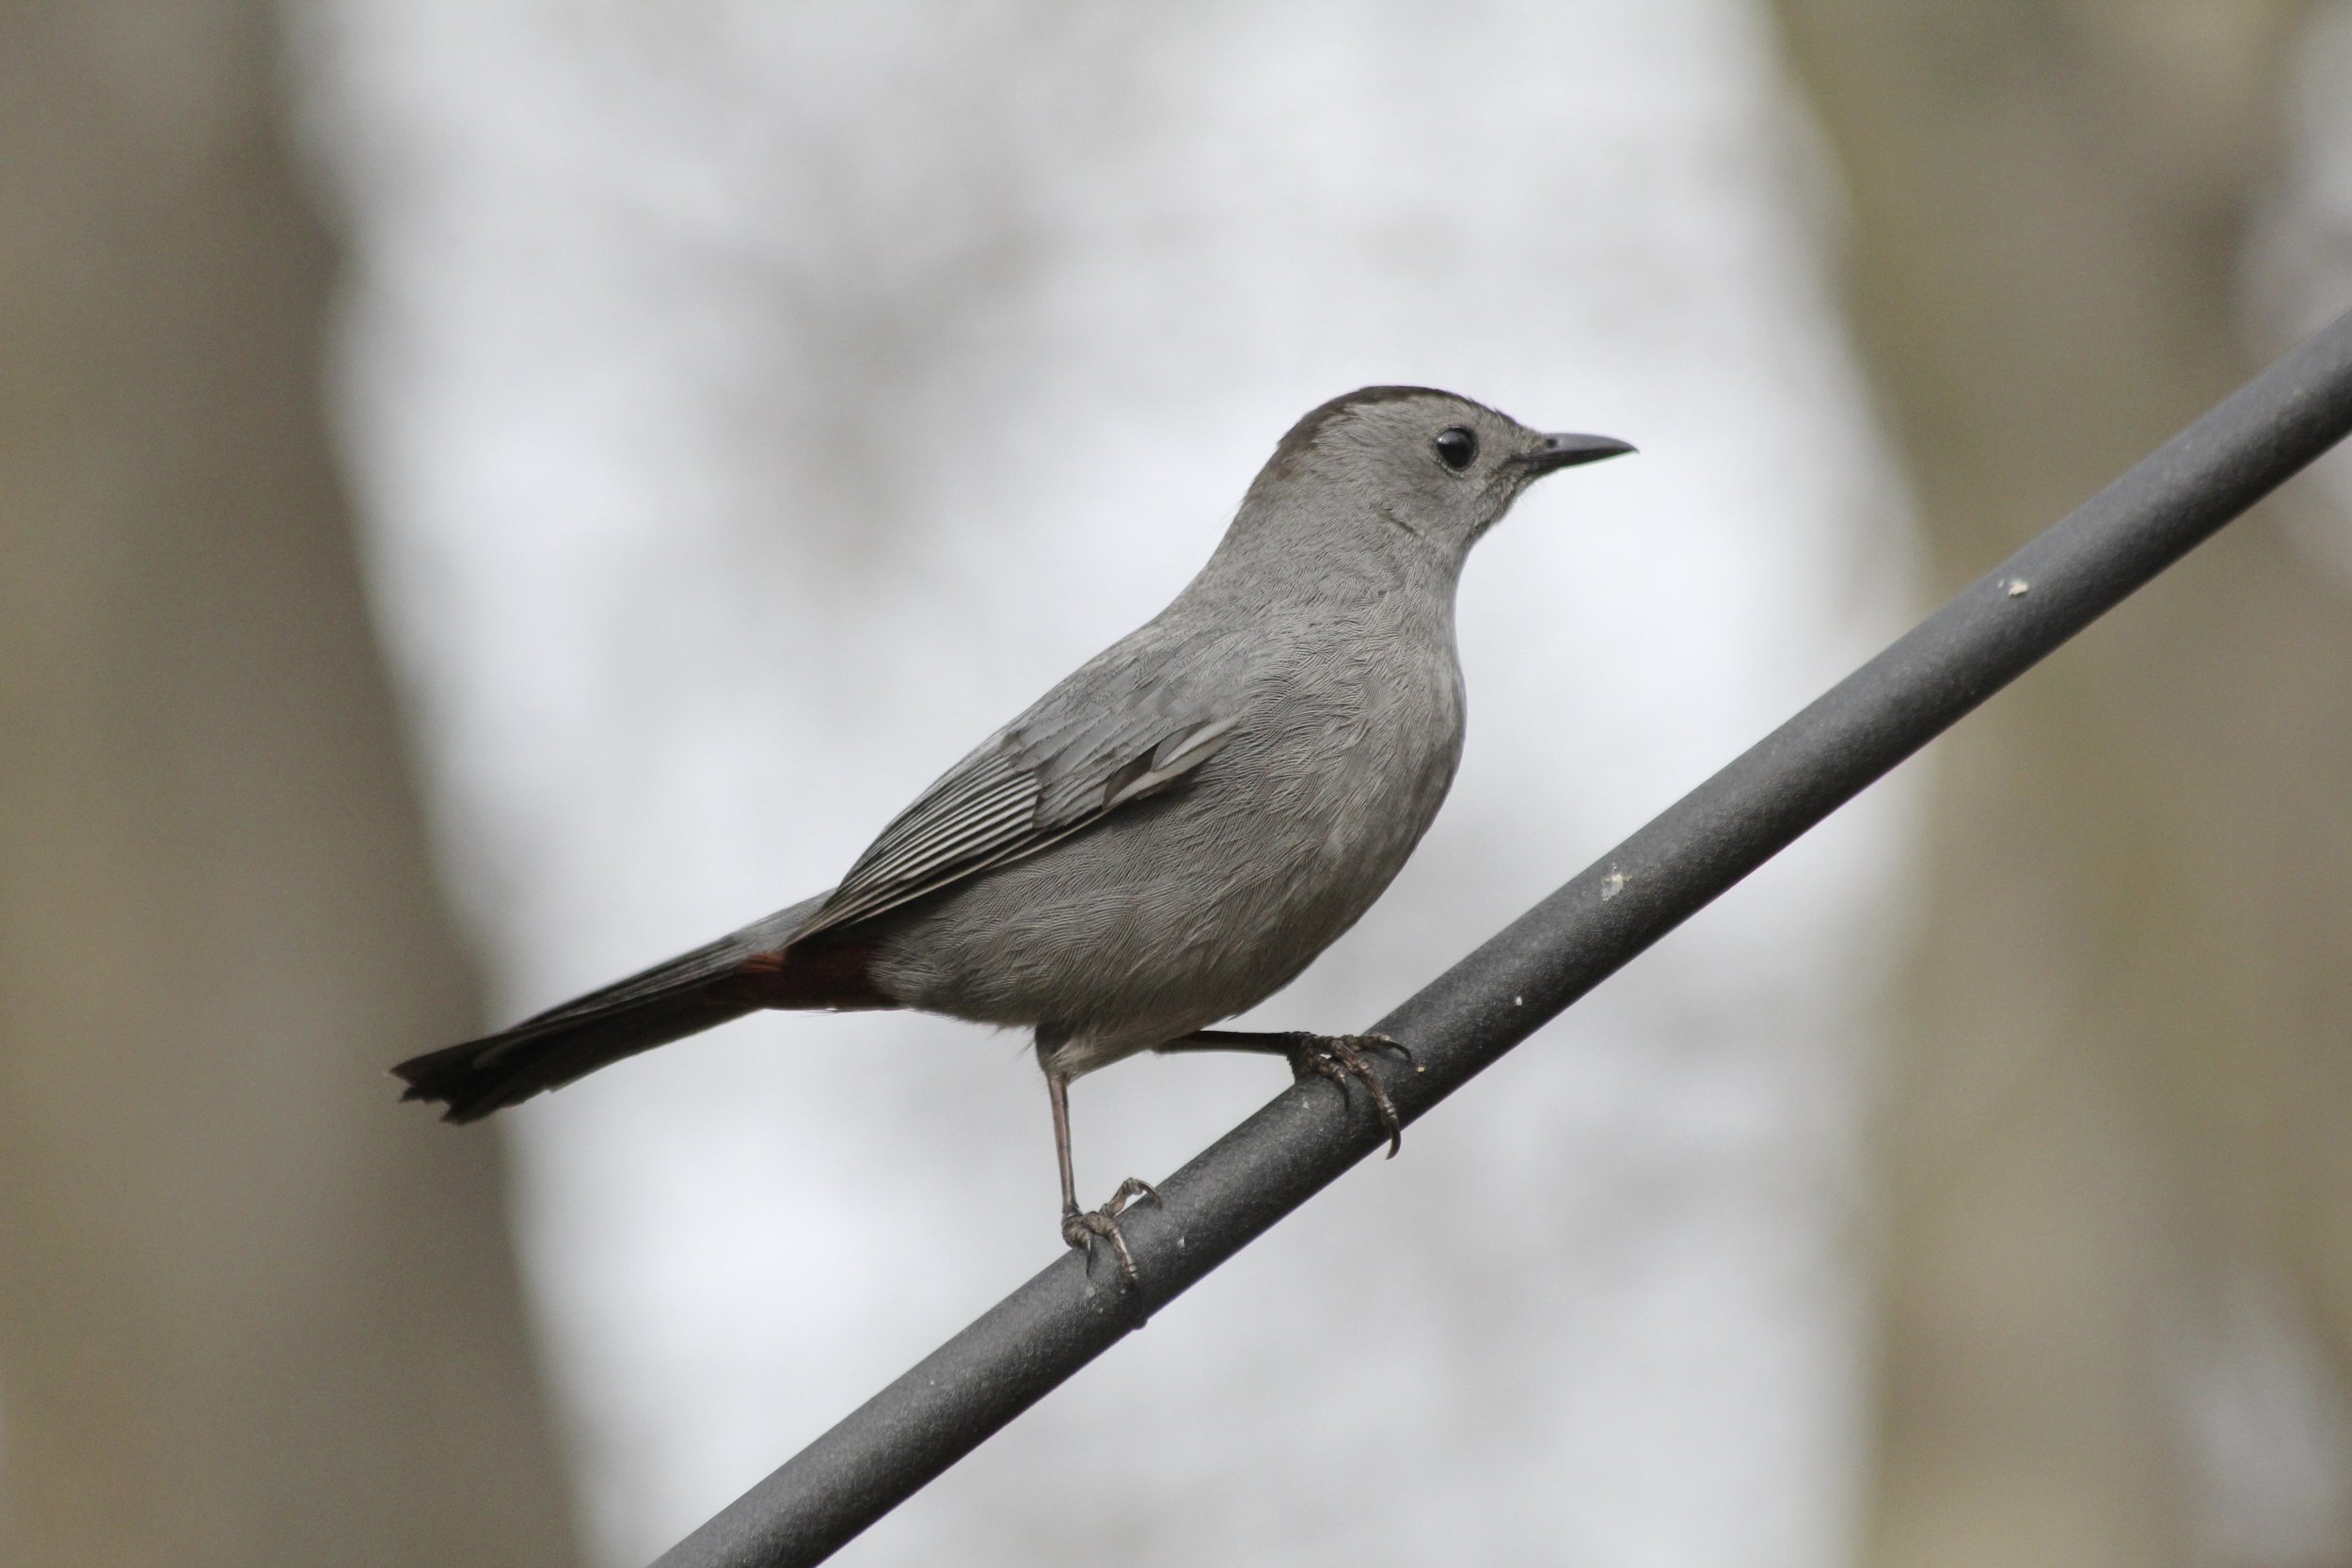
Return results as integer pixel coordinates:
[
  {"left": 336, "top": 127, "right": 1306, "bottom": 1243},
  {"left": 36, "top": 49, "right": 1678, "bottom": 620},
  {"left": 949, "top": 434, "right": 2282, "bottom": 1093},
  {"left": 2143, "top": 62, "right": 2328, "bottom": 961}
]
[{"left": 394, "top": 387, "right": 1630, "bottom": 1276}]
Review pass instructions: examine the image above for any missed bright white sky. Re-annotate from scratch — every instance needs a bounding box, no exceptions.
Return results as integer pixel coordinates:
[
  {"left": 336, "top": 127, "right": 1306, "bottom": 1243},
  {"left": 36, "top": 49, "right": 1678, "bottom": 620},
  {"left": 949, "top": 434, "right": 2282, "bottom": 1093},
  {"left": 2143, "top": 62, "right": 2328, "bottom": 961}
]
[{"left": 302, "top": 4, "right": 1923, "bottom": 1562}]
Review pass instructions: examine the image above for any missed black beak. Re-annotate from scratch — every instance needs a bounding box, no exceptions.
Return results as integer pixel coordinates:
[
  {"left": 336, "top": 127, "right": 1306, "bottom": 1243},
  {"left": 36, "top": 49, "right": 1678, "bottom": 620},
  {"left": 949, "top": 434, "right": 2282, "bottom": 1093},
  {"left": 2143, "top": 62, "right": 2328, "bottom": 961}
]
[{"left": 1518, "top": 432, "right": 1637, "bottom": 476}]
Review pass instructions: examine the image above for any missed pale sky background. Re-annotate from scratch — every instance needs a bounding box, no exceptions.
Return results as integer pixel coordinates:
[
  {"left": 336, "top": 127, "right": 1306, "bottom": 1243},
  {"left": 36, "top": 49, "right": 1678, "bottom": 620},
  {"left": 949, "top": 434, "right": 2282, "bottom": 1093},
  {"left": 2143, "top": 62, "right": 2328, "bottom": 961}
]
[{"left": 297, "top": 3, "right": 1925, "bottom": 1562}]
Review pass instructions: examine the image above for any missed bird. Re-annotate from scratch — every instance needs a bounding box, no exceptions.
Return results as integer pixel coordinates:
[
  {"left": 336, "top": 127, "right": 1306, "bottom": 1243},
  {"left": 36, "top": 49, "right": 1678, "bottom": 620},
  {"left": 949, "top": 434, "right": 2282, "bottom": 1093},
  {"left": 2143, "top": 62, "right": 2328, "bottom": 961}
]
[{"left": 393, "top": 387, "right": 1632, "bottom": 1281}]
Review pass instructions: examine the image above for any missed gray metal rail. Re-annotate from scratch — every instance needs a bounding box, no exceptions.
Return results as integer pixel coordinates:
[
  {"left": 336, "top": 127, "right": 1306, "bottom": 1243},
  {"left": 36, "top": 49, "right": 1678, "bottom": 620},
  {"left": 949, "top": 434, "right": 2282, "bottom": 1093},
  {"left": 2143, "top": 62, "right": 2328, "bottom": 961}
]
[{"left": 656, "top": 307, "right": 2352, "bottom": 1568}]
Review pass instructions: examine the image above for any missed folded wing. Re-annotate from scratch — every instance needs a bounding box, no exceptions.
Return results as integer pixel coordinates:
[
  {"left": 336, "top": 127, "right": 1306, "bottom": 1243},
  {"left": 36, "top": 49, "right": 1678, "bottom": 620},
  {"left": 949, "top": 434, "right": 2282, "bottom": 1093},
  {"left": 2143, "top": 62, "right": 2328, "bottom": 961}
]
[{"left": 790, "top": 711, "right": 1237, "bottom": 942}]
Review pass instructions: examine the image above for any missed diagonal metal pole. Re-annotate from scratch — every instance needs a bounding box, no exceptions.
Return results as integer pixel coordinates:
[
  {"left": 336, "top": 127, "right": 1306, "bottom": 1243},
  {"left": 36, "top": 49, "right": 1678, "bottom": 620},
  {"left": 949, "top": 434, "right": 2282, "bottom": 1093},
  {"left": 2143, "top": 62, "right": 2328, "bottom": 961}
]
[{"left": 657, "top": 307, "right": 2352, "bottom": 1568}]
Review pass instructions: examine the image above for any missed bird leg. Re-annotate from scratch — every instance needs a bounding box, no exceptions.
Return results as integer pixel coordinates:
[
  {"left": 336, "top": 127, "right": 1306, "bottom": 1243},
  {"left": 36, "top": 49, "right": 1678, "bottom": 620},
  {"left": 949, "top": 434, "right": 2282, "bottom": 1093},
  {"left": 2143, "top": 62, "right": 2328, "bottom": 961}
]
[
  {"left": 1157, "top": 1030, "right": 1415, "bottom": 1157},
  {"left": 1046, "top": 1069, "right": 1157, "bottom": 1288}
]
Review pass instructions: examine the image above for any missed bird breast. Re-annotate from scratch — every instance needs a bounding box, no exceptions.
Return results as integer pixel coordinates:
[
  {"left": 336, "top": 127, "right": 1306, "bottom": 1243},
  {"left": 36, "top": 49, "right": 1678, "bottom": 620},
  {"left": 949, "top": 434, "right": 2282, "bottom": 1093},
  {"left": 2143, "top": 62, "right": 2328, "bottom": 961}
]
[{"left": 864, "top": 616, "right": 1467, "bottom": 1073}]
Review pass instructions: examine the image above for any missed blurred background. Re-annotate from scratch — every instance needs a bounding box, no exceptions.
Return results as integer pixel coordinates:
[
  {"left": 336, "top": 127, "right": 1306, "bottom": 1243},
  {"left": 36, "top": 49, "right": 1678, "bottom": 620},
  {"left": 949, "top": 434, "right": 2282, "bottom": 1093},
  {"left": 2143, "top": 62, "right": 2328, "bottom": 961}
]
[{"left": 4, "top": 2, "right": 2350, "bottom": 1564}]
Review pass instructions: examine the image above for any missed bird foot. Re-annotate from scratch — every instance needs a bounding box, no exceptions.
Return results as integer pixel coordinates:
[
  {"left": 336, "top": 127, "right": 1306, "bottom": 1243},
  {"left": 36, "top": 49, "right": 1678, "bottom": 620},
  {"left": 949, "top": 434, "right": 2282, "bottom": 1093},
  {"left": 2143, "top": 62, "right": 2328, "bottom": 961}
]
[
  {"left": 1285, "top": 1032, "right": 1414, "bottom": 1157},
  {"left": 1062, "top": 1176, "right": 1160, "bottom": 1288}
]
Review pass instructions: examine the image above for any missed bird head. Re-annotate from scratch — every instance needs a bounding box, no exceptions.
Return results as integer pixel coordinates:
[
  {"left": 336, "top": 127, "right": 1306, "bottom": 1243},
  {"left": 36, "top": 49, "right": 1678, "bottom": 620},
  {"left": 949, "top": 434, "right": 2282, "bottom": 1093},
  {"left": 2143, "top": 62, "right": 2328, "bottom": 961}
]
[{"left": 1246, "top": 386, "right": 1631, "bottom": 565}]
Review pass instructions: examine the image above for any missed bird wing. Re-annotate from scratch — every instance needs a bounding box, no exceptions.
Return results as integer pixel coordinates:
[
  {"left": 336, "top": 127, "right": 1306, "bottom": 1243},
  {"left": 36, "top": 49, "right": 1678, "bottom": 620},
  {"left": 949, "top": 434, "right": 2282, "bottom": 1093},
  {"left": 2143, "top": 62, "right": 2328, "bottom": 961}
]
[{"left": 787, "top": 705, "right": 1238, "bottom": 944}]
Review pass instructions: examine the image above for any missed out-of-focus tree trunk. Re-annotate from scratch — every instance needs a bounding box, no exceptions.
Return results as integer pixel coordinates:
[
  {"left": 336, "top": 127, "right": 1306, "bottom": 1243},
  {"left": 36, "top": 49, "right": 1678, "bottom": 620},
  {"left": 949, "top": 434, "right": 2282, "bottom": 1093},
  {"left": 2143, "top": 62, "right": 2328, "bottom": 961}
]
[
  {"left": 0, "top": 7, "right": 580, "bottom": 1566},
  {"left": 1770, "top": 3, "right": 2352, "bottom": 1564}
]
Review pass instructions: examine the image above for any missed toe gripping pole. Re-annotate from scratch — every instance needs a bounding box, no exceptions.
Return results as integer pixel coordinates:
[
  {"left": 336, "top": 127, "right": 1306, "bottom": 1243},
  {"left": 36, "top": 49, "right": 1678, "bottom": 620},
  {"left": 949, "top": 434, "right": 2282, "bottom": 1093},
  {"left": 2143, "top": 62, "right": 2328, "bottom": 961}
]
[{"left": 655, "top": 308, "right": 2352, "bottom": 1568}]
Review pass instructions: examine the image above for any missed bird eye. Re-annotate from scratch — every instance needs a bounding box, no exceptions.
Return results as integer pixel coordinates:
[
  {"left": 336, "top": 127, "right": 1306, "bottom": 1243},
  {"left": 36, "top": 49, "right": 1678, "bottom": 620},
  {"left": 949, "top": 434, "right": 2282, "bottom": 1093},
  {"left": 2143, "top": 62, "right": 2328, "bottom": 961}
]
[{"left": 1434, "top": 426, "right": 1478, "bottom": 470}]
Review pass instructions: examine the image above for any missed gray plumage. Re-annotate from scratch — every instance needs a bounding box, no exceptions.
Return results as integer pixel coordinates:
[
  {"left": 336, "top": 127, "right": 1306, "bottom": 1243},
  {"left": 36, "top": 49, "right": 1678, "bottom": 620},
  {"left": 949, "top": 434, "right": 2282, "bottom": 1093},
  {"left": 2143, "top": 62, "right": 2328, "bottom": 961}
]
[{"left": 394, "top": 386, "right": 1629, "bottom": 1249}]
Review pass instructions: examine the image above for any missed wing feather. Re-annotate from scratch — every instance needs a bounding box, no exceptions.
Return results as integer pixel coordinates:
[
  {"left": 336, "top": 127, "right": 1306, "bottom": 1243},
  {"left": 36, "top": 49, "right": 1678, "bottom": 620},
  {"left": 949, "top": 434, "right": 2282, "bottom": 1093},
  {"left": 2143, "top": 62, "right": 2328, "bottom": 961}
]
[{"left": 790, "top": 713, "right": 1236, "bottom": 943}]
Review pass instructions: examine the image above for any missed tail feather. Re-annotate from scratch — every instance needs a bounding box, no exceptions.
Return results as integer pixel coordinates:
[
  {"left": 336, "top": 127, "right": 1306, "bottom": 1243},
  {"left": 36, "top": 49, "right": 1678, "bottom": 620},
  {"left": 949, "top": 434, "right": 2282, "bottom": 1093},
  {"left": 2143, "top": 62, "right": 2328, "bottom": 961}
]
[{"left": 394, "top": 893, "right": 892, "bottom": 1122}]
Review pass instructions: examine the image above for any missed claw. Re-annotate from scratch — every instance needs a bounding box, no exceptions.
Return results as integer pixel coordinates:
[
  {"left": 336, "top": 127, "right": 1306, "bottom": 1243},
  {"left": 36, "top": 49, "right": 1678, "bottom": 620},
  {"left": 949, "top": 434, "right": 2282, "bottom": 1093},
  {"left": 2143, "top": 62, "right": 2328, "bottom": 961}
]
[
  {"left": 1286, "top": 1033, "right": 1407, "bottom": 1157},
  {"left": 1062, "top": 1176, "right": 1159, "bottom": 1290}
]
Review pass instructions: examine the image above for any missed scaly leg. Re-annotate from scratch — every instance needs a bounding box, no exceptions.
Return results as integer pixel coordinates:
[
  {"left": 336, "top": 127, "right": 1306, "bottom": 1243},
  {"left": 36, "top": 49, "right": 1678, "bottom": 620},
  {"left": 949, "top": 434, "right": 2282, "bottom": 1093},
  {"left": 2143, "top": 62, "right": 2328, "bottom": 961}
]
[
  {"left": 1156, "top": 1029, "right": 1415, "bottom": 1157},
  {"left": 1046, "top": 1068, "right": 1157, "bottom": 1287}
]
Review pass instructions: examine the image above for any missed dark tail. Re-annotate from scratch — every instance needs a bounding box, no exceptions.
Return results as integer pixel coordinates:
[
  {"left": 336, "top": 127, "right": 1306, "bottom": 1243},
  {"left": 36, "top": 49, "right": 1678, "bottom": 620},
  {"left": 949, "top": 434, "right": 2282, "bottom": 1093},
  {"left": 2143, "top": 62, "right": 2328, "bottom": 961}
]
[{"left": 393, "top": 894, "right": 894, "bottom": 1122}]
